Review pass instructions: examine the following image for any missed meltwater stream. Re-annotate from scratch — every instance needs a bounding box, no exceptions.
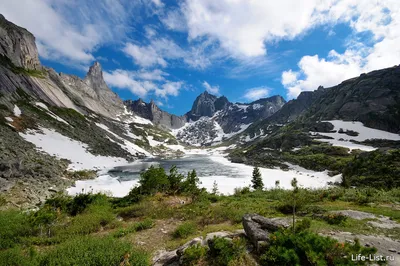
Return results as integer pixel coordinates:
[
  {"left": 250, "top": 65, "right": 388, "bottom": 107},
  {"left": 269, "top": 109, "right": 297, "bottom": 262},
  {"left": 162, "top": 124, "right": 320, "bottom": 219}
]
[{"left": 67, "top": 154, "right": 341, "bottom": 197}]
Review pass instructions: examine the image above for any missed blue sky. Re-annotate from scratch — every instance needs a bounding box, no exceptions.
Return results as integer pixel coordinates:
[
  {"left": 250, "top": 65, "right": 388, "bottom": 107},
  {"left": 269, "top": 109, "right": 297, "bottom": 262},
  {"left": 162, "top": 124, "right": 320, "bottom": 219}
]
[{"left": 1, "top": 0, "right": 399, "bottom": 115}]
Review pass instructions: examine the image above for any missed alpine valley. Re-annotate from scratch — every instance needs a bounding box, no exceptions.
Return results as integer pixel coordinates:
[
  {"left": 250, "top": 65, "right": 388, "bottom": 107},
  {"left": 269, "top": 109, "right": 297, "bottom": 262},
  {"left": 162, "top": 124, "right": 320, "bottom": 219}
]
[
  {"left": 1, "top": 13, "right": 400, "bottom": 207},
  {"left": 2, "top": 10, "right": 400, "bottom": 266}
]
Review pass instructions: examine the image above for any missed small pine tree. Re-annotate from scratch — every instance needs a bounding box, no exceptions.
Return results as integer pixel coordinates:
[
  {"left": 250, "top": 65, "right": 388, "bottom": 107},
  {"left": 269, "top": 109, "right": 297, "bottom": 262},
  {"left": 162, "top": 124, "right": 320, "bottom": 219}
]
[
  {"left": 251, "top": 167, "right": 264, "bottom": 190},
  {"left": 212, "top": 180, "right": 219, "bottom": 195},
  {"left": 168, "top": 165, "right": 184, "bottom": 195}
]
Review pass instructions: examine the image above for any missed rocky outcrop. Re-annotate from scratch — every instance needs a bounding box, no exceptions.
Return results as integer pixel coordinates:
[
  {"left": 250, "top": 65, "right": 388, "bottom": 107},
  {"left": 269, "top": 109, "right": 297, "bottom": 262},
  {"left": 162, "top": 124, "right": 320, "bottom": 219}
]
[
  {"left": 124, "top": 99, "right": 187, "bottom": 129},
  {"left": 152, "top": 231, "right": 245, "bottom": 266},
  {"left": 58, "top": 61, "right": 124, "bottom": 117},
  {"left": 0, "top": 14, "right": 41, "bottom": 70},
  {"left": 186, "top": 91, "right": 227, "bottom": 121},
  {"left": 242, "top": 213, "right": 290, "bottom": 251},
  {"left": 0, "top": 14, "right": 124, "bottom": 118}
]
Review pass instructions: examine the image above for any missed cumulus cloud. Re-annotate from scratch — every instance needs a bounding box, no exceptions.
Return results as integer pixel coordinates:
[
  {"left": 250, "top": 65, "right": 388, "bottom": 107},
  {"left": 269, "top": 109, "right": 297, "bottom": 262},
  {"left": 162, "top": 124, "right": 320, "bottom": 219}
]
[
  {"left": 181, "top": 0, "right": 322, "bottom": 58},
  {"left": 281, "top": 0, "right": 400, "bottom": 98},
  {"left": 243, "top": 87, "right": 270, "bottom": 101},
  {"left": 123, "top": 38, "right": 213, "bottom": 69},
  {"left": 123, "top": 43, "right": 168, "bottom": 68},
  {"left": 202, "top": 81, "right": 220, "bottom": 95},
  {"left": 155, "top": 81, "right": 183, "bottom": 98},
  {"left": 0, "top": 0, "right": 136, "bottom": 66},
  {"left": 104, "top": 69, "right": 182, "bottom": 99}
]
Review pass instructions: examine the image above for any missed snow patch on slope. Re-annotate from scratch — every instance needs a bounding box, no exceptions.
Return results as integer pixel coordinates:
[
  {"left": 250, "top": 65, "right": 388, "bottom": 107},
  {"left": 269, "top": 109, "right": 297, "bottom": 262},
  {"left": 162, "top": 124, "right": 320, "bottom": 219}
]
[
  {"left": 20, "top": 127, "right": 128, "bottom": 170},
  {"left": 116, "top": 106, "right": 153, "bottom": 125},
  {"left": 13, "top": 105, "right": 21, "bottom": 117},
  {"left": 312, "top": 120, "right": 400, "bottom": 151},
  {"left": 35, "top": 102, "right": 70, "bottom": 126},
  {"left": 95, "top": 123, "right": 151, "bottom": 157}
]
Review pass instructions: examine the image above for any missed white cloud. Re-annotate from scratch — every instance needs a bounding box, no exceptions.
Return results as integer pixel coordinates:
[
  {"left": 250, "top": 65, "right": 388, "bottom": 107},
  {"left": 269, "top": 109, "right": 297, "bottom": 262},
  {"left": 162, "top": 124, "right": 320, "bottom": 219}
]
[
  {"left": 155, "top": 81, "right": 183, "bottom": 98},
  {"left": 123, "top": 43, "right": 167, "bottom": 68},
  {"left": 281, "top": 0, "right": 400, "bottom": 98},
  {"left": 123, "top": 38, "right": 213, "bottom": 69},
  {"left": 104, "top": 69, "right": 181, "bottom": 99},
  {"left": 136, "top": 69, "right": 169, "bottom": 81},
  {"left": 144, "top": 26, "right": 157, "bottom": 39},
  {"left": 181, "top": 0, "right": 324, "bottom": 58},
  {"left": 161, "top": 9, "right": 187, "bottom": 31},
  {"left": 151, "top": 0, "right": 164, "bottom": 7},
  {"left": 281, "top": 70, "right": 298, "bottom": 86},
  {"left": 243, "top": 87, "right": 270, "bottom": 101},
  {"left": 0, "top": 0, "right": 135, "bottom": 66},
  {"left": 202, "top": 81, "right": 220, "bottom": 95},
  {"left": 103, "top": 69, "right": 152, "bottom": 98}
]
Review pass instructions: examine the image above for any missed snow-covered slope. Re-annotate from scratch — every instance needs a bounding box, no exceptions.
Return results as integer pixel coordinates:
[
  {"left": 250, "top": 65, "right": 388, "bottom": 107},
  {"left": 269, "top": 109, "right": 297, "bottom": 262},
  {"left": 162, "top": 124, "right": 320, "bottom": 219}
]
[
  {"left": 20, "top": 127, "right": 128, "bottom": 171},
  {"left": 311, "top": 120, "right": 400, "bottom": 151},
  {"left": 173, "top": 116, "right": 251, "bottom": 146}
]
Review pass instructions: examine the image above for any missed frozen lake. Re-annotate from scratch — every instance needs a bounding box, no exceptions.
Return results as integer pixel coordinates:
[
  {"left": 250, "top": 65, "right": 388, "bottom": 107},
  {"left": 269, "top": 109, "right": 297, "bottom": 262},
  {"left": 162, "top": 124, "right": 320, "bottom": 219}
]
[{"left": 67, "top": 154, "right": 341, "bottom": 197}]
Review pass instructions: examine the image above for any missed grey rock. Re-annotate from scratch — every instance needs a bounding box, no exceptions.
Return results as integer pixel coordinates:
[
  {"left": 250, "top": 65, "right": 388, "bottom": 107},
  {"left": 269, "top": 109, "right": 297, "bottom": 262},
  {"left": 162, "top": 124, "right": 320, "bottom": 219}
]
[
  {"left": 0, "top": 14, "right": 41, "bottom": 70},
  {"left": 176, "top": 237, "right": 203, "bottom": 257},
  {"left": 152, "top": 249, "right": 178, "bottom": 266},
  {"left": 204, "top": 232, "right": 231, "bottom": 243},
  {"left": 242, "top": 214, "right": 289, "bottom": 251},
  {"left": 125, "top": 99, "right": 186, "bottom": 129}
]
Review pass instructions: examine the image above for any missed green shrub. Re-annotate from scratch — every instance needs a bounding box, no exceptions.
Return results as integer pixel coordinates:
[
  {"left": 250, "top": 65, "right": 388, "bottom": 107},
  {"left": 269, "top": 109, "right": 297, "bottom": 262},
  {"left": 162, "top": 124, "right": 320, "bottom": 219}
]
[
  {"left": 112, "top": 219, "right": 154, "bottom": 238},
  {"left": 0, "top": 210, "right": 32, "bottom": 249},
  {"left": 234, "top": 186, "right": 251, "bottom": 196},
  {"left": 0, "top": 246, "right": 38, "bottom": 266},
  {"left": 260, "top": 230, "right": 376, "bottom": 266},
  {"left": 181, "top": 244, "right": 208, "bottom": 266},
  {"left": 67, "top": 193, "right": 109, "bottom": 216},
  {"left": 342, "top": 149, "right": 400, "bottom": 189},
  {"left": 115, "top": 202, "right": 151, "bottom": 219},
  {"left": 168, "top": 165, "right": 184, "bottom": 194},
  {"left": 208, "top": 237, "right": 247, "bottom": 266},
  {"left": 295, "top": 218, "right": 311, "bottom": 232},
  {"left": 39, "top": 236, "right": 149, "bottom": 266},
  {"left": 139, "top": 166, "right": 170, "bottom": 195},
  {"left": 322, "top": 213, "right": 348, "bottom": 225},
  {"left": 61, "top": 202, "right": 115, "bottom": 236},
  {"left": 173, "top": 222, "right": 197, "bottom": 239}
]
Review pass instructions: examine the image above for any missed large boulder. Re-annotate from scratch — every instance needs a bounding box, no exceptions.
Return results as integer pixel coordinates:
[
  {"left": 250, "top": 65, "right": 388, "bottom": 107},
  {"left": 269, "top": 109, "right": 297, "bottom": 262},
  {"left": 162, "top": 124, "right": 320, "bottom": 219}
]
[{"left": 242, "top": 214, "right": 290, "bottom": 251}]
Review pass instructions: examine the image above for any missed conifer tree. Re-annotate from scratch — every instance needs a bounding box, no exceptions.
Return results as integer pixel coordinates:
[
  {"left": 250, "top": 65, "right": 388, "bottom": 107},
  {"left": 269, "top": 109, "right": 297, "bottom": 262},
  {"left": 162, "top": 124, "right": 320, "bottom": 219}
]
[{"left": 251, "top": 166, "right": 263, "bottom": 190}]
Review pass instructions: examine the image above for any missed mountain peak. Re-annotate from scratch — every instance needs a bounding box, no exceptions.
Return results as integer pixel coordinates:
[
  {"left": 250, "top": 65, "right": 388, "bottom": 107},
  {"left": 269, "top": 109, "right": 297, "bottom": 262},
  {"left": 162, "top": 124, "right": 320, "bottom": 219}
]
[{"left": 86, "top": 61, "right": 102, "bottom": 79}]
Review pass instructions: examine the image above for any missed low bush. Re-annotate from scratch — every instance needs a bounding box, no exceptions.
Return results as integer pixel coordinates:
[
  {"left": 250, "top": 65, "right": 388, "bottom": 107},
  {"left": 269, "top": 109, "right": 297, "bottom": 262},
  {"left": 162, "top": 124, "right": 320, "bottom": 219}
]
[
  {"left": 322, "top": 213, "right": 348, "bottom": 225},
  {"left": 0, "top": 210, "right": 32, "bottom": 249},
  {"left": 260, "top": 230, "right": 376, "bottom": 266},
  {"left": 0, "top": 246, "right": 37, "bottom": 266},
  {"left": 112, "top": 218, "right": 154, "bottom": 238},
  {"left": 60, "top": 202, "right": 115, "bottom": 236},
  {"left": 173, "top": 222, "right": 197, "bottom": 239},
  {"left": 39, "top": 236, "right": 149, "bottom": 266},
  {"left": 181, "top": 244, "right": 208, "bottom": 266},
  {"left": 208, "top": 237, "right": 247, "bottom": 266}
]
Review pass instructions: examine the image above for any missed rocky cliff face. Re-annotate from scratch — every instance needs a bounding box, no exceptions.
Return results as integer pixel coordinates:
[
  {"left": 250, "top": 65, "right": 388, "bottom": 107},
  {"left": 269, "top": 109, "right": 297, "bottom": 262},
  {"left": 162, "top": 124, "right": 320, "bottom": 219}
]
[
  {"left": 186, "top": 91, "right": 229, "bottom": 121},
  {"left": 0, "top": 14, "right": 41, "bottom": 70},
  {"left": 124, "top": 99, "right": 187, "bottom": 129},
  {"left": 0, "top": 14, "right": 124, "bottom": 118}
]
